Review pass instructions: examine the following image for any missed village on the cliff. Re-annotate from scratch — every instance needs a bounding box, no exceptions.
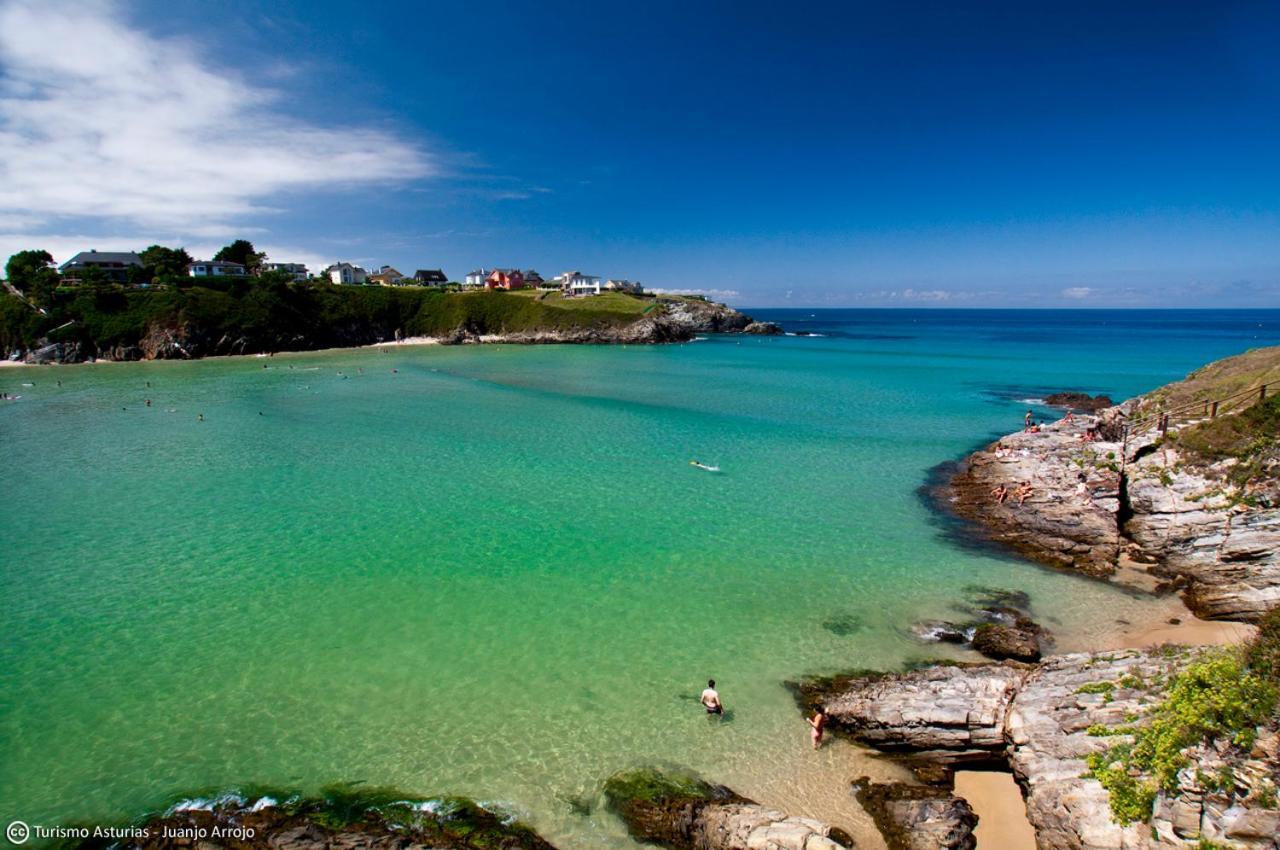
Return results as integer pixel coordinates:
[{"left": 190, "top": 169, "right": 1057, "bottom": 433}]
[{"left": 53, "top": 248, "right": 644, "bottom": 297}]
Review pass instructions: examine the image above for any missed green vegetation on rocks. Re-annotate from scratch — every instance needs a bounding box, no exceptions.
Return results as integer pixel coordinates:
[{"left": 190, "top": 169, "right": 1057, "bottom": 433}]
[
  {"left": 65, "top": 783, "right": 556, "bottom": 850},
  {"left": 0, "top": 283, "right": 681, "bottom": 360},
  {"left": 602, "top": 768, "right": 721, "bottom": 808},
  {"left": 1085, "top": 637, "right": 1279, "bottom": 825},
  {"left": 602, "top": 768, "right": 740, "bottom": 848},
  {"left": 1169, "top": 393, "right": 1280, "bottom": 493}
]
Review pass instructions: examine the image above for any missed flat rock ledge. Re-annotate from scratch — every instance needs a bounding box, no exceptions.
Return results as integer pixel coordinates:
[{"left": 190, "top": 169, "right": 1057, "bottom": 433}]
[
  {"left": 945, "top": 407, "right": 1279, "bottom": 622},
  {"left": 602, "top": 768, "right": 853, "bottom": 850},
  {"left": 851, "top": 779, "right": 976, "bottom": 850},
  {"left": 792, "top": 650, "right": 1280, "bottom": 850},
  {"left": 73, "top": 789, "right": 558, "bottom": 850}
]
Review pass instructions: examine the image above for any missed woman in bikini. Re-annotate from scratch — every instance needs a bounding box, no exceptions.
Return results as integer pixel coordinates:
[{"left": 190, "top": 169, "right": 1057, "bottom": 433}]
[{"left": 808, "top": 707, "right": 827, "bottom": 750}]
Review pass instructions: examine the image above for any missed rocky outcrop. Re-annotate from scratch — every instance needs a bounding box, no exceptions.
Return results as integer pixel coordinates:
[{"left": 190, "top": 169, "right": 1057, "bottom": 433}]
[
  {"left": 602, "top": 768, "right": 852, "bottom": 850},
  {"left": 658, "top": 298, "right": 755, "bottom": 334},
  {"left": 970, "top": 619, "right": 1043, "bottom": 662},
  {"left": 1044, "top": 392, "right": 1114, "bottom": 412},
  {"left": 910, "top": 587, "right": 1048, "bottom": 662},
  {"left": 743, "top": 321, "right": 784, "bottom": 335},
  {"left": 944, "top": 366, "right": 1280, "bottom": 621},
  {"left": 852, "top": 779, "right": 977, "bottom": 850},
  {"left": 946, "top": 420, "right": 1124, "bottom": 577},
  {"left": 794, "top": 649, "right": 1280, "bottom": 850},
  {"left": 77, "top": 787, "right": 558, "bottom": 850}
]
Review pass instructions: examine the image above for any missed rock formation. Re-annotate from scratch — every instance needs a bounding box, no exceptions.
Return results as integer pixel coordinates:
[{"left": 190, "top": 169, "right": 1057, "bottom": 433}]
[
  {"left": 1044, "top": 392, "right": 1114, "bottom": 412},
  {"left": 75, "top": 787, "right": 558, "bottom": 850},
  {"left": 602, "top": 768, "right": 852, "bottom": 850},
  {"left": 793, "top": 649, "right": 1280, "bottom": 850},
  {"left": 852, "top": 778, "right": 977, "bottom": 850},
  {"left": 943, "top": 347, "right": 1280, "bottom": 622},
  {"left": 910, "top": 586, "right": 1048, "bottom": 662}
]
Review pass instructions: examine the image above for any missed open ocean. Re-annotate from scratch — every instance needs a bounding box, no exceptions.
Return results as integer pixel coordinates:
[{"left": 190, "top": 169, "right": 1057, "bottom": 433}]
[{"left": 2, "top": 309, "right": 1278, "bottom": 847}]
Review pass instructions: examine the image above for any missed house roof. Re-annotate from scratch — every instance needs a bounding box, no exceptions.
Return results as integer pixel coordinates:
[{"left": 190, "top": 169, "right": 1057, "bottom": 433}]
[
  {"left": 188, "top": 259, "right": 246, "bottom": 268},
  {"left": 490, "top": 268, "right": 521, "bottom": 275},
  {"left": 60, "top": 251, "right": 143, "bottom": 270},
  {"left": 415, "top": 269, "right": 447, "bottom": 279},
  {"left": 467, "top": 269, "right": 485, "bottom": 276}
]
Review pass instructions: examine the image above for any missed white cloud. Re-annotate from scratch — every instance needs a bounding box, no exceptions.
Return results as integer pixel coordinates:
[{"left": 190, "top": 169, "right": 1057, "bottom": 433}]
[
  {"left": 1061, "top": 286, "right": 1096, "bottom": 299},
  {"left": 900, "top": 288, "right": 954, "bottom": 301},
  {"left": 0, "top": 0, "right": 431, "bottom": 237}
]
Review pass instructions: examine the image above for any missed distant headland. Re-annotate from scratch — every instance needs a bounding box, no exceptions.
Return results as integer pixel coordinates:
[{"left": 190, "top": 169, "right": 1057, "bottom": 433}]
[{"left": 0, "top": 242, "right": 780, "bottom": 364}]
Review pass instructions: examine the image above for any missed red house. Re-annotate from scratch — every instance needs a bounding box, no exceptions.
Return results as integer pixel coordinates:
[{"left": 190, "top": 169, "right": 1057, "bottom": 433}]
[{"left": 486, "top": 268, "right": 525, "bottom": 290}]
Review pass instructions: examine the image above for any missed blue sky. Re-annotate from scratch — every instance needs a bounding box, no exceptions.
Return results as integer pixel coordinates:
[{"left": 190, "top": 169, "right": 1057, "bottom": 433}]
[{"left": 1, "top": 0, "right": 1277, "bottom": 306}]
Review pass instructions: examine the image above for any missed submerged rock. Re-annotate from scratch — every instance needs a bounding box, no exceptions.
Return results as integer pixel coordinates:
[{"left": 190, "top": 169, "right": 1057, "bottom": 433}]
[
  {"left": 602, "top": 768, "right": 852, "bottom": 849},
  {"left": 910, "top": 586, "right": 1047, "bottom": 662},
  {"left": 1044, "top": 392, "right": 1114, "bottom": 412},
  {"left": 852, "top": 778, "right": 977, "bottom": 850}
]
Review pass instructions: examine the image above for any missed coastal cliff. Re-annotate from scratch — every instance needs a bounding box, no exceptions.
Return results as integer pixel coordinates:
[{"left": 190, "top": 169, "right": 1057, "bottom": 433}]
[
  {"left": 944, "top": 346, "right": 1280, "bottom": 622},
  {"left": 1, "top": 286, "right": 778, "bottom": 364},
  {"left": 792, "top": 632, "right": 1280, "bottom": 849}
]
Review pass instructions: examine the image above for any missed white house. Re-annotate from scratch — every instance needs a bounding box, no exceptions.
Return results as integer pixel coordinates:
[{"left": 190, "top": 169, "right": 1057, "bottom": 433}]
[
  {"left": 603, "top": 279, "right": 643, "bottom": 294},
  {"left": 464, "top": 269, "right": 487, "bottom": 288},
  {"left": 188, "top": 260, "right": 247, "bottom": 277},
  {"left": 557, "top": 270, "right": 602, "bottom": 296},
  {"left": 326, "top": 262, "right": 367, "bottom": 285},
  {"left": 262, "top": 262, "right": 308, "bottom": 281}
]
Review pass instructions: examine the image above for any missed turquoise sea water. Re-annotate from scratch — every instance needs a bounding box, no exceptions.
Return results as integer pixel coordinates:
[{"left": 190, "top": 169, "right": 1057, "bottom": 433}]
[{"left": 2, "top": 309, "right": 1278, "bottom": 847}]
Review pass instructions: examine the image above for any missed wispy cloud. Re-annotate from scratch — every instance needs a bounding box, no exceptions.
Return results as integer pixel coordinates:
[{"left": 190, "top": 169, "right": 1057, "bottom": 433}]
[
  {"left": 0, "top": 0, "right": 431, "bottom": 239},
  {"left": 649, "top": 288, "right": 741, "bottom": 300},
  {"left": 1061, "top": 286, "right": 1096, "bottom": 299}
]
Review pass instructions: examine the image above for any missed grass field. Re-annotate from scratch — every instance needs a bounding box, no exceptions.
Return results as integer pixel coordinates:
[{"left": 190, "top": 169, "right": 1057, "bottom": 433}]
[{"left": 499, "top": 289, "right": 658, "bottom": 315}]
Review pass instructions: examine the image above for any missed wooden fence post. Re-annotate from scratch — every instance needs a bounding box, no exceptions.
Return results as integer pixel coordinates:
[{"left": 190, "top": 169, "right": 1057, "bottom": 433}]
[{"left": 1210, "top": 401, "right": 1218, "bottom": 418}]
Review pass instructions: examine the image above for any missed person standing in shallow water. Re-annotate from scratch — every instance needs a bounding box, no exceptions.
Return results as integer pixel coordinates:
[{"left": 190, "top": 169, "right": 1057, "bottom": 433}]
[
  {"left": 808, "top": 707, "right": 826, "bottom": 749},
  {"left": 700, "top": 679, "right": 723, "bottom": 714}
]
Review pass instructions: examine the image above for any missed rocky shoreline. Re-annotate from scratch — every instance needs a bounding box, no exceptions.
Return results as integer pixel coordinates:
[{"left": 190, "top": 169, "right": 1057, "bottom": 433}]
[
  {"left": 940, "top": 349, "right": 1279, "bottom": 622},
  {"left": 8, "top": 297, "right": 781, "bottom": 365},
  {"left": 789, "top": 644, "right": 1280, "bottom": 850},
  {"left": 68, "top": 787, "right": 557, "bottom": 850}
]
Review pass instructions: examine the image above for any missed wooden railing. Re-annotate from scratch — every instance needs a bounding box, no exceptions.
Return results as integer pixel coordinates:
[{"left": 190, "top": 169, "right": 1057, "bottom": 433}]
[{"left": 1122, "top": 381, "right": 1273, "bottom": 443}]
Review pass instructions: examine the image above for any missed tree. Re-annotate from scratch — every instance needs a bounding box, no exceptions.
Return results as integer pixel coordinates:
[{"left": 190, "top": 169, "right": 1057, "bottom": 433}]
[
  {"left": 5, "top": 249, "right": 60, "bottom": 306},
  {"left": 213, "top": 239, "right": 266, "bottom": 272},
  {"left": 140, "top": 245, "right": 194, "bottom": 281}
]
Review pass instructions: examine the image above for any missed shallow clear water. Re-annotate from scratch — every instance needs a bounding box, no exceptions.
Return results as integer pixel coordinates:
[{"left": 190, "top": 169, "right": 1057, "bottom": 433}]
[{"left": 2, "top": 309, "right": 1277, "bottom": 847}]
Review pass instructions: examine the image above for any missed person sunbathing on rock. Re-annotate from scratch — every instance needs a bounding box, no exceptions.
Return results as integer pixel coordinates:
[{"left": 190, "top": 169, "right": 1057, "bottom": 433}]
[
  {"left": 1015, "top": 482, "right": 1034, "bottom": 506},
  {"left": 991, "top": 483, "right": 1009, "bottom": 504}
]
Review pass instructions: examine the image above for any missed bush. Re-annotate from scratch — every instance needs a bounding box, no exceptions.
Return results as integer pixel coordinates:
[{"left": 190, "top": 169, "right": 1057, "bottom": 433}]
[
  {"left": 1246, "top": 606, "right": 1280, "bottom": 687},
  {"left": 1087, "top": 649, "right": 1278, "bottom": 824}
]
